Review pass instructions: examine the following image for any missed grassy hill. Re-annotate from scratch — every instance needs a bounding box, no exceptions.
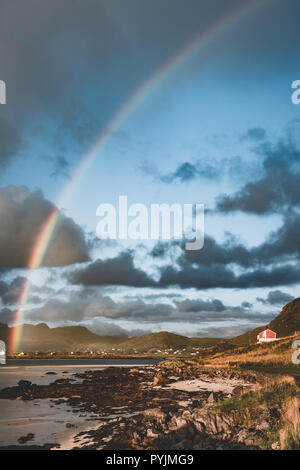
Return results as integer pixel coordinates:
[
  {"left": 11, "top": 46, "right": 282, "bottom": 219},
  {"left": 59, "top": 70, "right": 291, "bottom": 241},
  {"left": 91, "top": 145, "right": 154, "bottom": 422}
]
[
  {"left": 231, "top": 326, "right": 267, "bottom": 346},
  {"left": 268, "top": 297, "right": 300, "bottom": 337},
  {"left": 0, "top": 323, "right": 122, "bottom": 353},
  {"left": 119, "top": 332, "right": 224, "bottom": 353},
  {"left": 119, "top": 331, "right": 188, "bottom": 352},
  {"left": 0, "top": 324, "right": 224, "bottom": 354},
  {"left": 231, "top": 297, "right": 300, "bottom": 346},
  {"left": 1, "top": 297, "right": 299, "bottom": 354}
]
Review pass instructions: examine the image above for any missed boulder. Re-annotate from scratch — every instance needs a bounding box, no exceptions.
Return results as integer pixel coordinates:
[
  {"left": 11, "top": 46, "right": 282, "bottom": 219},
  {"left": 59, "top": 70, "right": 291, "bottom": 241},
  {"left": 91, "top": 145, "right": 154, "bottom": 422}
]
[
  {"left": 153, "top": 374, "right": 169, "bottom": 386},
  {"left": 143, "top": 408, "right": 166, "bottom": 422},
  {"left": 18, "top": 380, "right": 32, "bottom": 389},
  {"left": 207, "top": 392, "right": 215, "bottom": 403},
  {"left": 232, "top": 385, "right": 246, "bottom": 395}
]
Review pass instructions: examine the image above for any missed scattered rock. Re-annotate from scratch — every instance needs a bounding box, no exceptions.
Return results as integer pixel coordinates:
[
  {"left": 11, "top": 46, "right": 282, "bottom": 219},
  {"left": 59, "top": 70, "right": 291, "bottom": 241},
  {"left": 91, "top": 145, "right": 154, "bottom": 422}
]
[
  {"left": 143, "top": 408, "right": 166, "bottom": 421},
  {"left": 153, "top": 374, "right": 169, "bottom": 386},
  {"left": 256, "top": 420, "right": 269, "bottom": 431},
  {"left": 18, "top": 433, "right": 34, "bottom": 444},
  {"left": 271, "top": 441, "right": 281, "bottom": 450},
  {"left": 232, "top": 386, "right": 245, "bottom": 395},
  {"left": 147, "top": 429, "right": 158, "bottom": 438},
  {"left": 207, "top": 392, "right": 215, "bottom": 403},
  {"left": 0, "top": 364, "right": 280, "bottom": 450},
  {"left": 18, "top": 380, "right": 32, "bottom": 388}
]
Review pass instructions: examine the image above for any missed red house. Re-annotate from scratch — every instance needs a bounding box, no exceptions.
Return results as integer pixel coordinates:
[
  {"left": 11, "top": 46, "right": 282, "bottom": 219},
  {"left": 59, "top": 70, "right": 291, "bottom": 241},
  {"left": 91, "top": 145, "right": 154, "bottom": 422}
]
[{"left": 257, "top": 328, "right": 277, "bottom": 343}]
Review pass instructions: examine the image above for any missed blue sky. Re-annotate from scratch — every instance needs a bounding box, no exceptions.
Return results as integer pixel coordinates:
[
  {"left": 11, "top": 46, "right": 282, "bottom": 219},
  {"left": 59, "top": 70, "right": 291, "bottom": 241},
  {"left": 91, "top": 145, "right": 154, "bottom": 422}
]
[{"left": 0, "top": 0, "right": 300, "bottom": 339}]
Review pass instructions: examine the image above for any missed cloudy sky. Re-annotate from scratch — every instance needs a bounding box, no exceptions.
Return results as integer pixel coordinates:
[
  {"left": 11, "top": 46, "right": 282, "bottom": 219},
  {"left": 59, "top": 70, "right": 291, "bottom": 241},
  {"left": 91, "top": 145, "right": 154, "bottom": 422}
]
[{"left": 0, "top": 0, "right": 300, "bottom": 339}]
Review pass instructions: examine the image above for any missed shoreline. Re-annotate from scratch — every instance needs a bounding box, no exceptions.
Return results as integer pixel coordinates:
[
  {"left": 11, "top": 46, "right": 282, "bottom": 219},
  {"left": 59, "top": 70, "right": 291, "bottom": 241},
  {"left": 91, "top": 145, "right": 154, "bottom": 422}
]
[{"left": 1, "top": 361, "right": 292, "bottom": 450}]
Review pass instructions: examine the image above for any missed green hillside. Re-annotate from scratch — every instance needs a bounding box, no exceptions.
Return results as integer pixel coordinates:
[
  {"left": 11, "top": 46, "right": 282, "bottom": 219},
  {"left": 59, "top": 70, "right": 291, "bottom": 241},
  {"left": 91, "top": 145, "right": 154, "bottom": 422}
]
[
  {"left": 119, "top": 331, "right": 224, "bottom": 352},
  {"left": 268, "top": 297, "right": 300, "bottom": 336},
  {"left": 0, "top": 323, "right": 122, "bottom": 353},
  {"left": 231, "top": 297, "right": 300, "bottom": 346}
]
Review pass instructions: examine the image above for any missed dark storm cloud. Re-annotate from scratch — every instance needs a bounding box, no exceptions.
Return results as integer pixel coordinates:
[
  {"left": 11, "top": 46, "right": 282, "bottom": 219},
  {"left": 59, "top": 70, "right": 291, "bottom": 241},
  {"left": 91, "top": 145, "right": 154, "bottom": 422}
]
[
  {"left": 149, "top": 218, "right": 300, "bottom": 289},
  {"left": 0, "top": 117, "right": 21, "bottom": 169},
  {"left": 240, "top": 127, "right": 266, "bottom": 142},
  {"left": 0, "top": 185, "right": 90, "bottom": 268},
  {"left": 67, "top": 251, "right": 156, "bottom": 287},
  {"left": 186, "top": 211, "right": 300, "bottom": 268},
  {"left": 161, "top": 161, "right": 220, "bottom": 183},
  {"left": 114, "top": 301, "right": 272, "bottom": 323},
  {"left": 0, "top": 307, "right": 14, "bottom": 324},
  {"left": 257, "top": 289, "right": 294, "bottom": 306},
  {"left": 27, "top": 298, "right": 91, "bottom": 323},
  {"left": 151, "top": 241, "right": 177, "bottom": 258},
  {"left": 145, "top": 155, "right": 247, "bottom": 185},
  {"left": 183, "top": 235, "right": 252, "bottom": 267},
  {"left": 67, "top": 207, "right": 300, "bottom": 290},
  {"left": 250, "top": 212, "right": 300, "bottom": 264},
  {"left": 153, "top": 210, "right": 300, "bottom": 271},
  {"left": 241, "top": 301, "right": 253, "bottom": 308},
  {"left": 0, "top": 281, "right": 8, "bottom": 296},
  {"left": 175, "top": 298, "right": 226, "bottom": 312},
  {"left": 0, "top": 276, "right": 43, "bottom": 306},
  {"left": 24, "top": 284, "right": 272, "bottom": 327},
  {"left": 24, "top": 295, "right": 150, "bottom": 337},
  {"left": 151, "top": 236, "right": 250, "bottom": 266},
  {"left": 0, "top": 276, "right": 26, "bottom": 305},
  {"left": 0, "top": 0, "right": 248, "bottom": 172},
  {"left": 26, "top": 293, "right": 173, "bottom": 324},
  {"left": 158, "top": 257, "right": 300, "bottom": 290},
  {"left": 216, "top": 139, "right": 300, "bottom": 214}
]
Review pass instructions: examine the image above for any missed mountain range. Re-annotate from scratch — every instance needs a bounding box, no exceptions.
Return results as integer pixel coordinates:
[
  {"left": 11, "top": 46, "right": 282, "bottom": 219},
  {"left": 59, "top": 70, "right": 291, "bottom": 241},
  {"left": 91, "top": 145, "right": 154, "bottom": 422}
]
[{"left": 1, "top": 297, "right": 299, "bottom": 353}]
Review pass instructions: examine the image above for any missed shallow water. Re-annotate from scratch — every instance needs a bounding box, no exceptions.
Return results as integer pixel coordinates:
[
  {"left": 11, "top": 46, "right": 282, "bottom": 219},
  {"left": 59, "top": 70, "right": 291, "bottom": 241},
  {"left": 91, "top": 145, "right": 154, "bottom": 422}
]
[
  {"left": 0, "top": 398, "right": 100, "bottom": 448},
  {"left": 0, "top": 358, "right": 159, "bottom": 388},
  {"left": 0, "top": 359, "right": 158, "bottom": 449}
]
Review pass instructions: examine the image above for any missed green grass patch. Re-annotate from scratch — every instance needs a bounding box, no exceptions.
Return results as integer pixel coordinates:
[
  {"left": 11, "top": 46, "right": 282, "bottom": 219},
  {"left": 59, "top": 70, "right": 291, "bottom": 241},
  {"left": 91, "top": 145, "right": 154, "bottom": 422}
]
[
  {"left": 214, "top": 382, "right": 298, "bottom": 413},
  {"left": 257, "top": 430, "right": 279, "bottom": 450},
  {"left": 282, "top": 430, "right": 300, "bottom": 450},
  {"left": 239, "top": 362, "right": 300, "bottom": 377}
]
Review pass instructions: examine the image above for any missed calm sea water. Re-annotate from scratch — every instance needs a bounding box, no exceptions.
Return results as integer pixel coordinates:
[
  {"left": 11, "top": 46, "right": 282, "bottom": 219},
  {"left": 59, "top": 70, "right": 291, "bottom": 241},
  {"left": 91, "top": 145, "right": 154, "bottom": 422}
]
[
  {"left": 3, "top": 357, "right": 162, "bottom": 367},
  {"left": 0, "top": 358, "right": 162, "bottom": 388}
]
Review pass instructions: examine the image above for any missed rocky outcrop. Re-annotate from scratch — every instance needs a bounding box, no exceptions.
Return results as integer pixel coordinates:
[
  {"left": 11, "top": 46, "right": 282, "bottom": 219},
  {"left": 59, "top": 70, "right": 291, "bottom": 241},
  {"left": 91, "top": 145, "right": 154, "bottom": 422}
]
[
  {"left": 0, "top": 365, "right": 289, "bottom": 450},
  {"left": 75, "top": 401, "right": 283, "bottom": 450}
]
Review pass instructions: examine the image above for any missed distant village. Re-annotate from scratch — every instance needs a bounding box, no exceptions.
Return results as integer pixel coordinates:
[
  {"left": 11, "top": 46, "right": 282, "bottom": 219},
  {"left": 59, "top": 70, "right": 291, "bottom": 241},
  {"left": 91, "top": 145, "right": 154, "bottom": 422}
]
[{"left": 9, "top": 328, "right": 281, "bottom": 358}]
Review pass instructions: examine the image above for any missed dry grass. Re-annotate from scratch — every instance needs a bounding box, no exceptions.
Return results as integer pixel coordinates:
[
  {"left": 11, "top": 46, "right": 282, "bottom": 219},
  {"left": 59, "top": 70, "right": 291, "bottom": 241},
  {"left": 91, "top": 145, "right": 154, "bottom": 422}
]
[
  {"left": 280, "top": 396, "right": 300, "bottom": 449},
  {"left": 214, "top": 375, "right": 298, "bottom": 413},
  {"left": 206, "top": 334, "right": 300, "bottom": 367}
]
